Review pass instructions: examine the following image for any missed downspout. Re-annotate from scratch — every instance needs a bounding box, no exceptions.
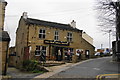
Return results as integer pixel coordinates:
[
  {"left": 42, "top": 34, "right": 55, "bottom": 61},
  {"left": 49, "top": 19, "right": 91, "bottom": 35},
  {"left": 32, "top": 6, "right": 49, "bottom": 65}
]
[
  {"left": 27, "top": 24, "right": 30, "bottom": 60},
  {"left": 49, "top": 44, "right": 51, "bottom": 60}
]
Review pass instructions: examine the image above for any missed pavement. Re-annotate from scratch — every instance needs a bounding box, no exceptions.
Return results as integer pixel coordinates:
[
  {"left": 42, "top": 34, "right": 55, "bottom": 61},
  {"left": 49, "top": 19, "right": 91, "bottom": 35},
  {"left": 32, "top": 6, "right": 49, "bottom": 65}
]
[{"left": 1, "top": 61, "right": 74, "bottom": 80}]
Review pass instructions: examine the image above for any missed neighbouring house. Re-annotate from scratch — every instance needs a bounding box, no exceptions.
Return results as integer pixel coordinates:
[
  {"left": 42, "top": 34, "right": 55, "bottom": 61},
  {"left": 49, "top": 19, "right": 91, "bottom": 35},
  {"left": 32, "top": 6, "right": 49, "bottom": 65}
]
[
  {"left": 8, "top": 47, "right": 16, "bottom": 67},
  {"left": 82, "top": 32, "right": 93, "bottom": 45},
  {"left": 0, "top": 0, "right": 10, "bottom": 75},
  {"left": 15, "top": 12, "right": 95, "bottom": 68}
]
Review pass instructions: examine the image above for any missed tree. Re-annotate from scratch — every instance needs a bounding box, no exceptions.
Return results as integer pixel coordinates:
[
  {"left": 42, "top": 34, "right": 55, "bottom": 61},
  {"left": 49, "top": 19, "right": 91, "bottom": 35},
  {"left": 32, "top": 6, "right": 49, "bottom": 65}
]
[
  {"left": 96, "top": 0, "right": 120, "bottom": 61},
  {"left": 96, "top": 0, "right": 117, "bottom": 36}
]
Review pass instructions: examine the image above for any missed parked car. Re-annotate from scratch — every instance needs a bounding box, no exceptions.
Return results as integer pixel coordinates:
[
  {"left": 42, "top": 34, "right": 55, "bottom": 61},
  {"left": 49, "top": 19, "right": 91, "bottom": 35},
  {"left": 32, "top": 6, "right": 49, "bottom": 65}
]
[
  {"left": 110, "top": 52, "right": 113, "bottom": 56},
  {"left": 94, "top": 52, "right": 100, "bottom": 56},
  {"left": 95, "top": 52, "right": 105, "bottom": 56},
  {"left": 95, "top": 51, "right": 112, "bottom": 57}
]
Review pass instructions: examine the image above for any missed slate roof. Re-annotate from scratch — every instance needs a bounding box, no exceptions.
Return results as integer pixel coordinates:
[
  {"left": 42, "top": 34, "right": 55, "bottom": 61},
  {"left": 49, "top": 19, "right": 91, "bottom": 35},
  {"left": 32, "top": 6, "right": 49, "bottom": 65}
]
[
  {"left": 0, "top": 31, "right": 10, "bottom": 41},
  {"left": 25, "top": 18, "right": 82, "bottom": 32}
]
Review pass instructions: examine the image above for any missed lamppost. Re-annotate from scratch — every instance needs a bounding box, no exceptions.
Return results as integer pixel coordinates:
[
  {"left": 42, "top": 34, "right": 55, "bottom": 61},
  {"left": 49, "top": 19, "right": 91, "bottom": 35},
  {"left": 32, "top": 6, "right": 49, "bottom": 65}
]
[{"left": 109, "top": 30, "right": 112, "bottom": 53}]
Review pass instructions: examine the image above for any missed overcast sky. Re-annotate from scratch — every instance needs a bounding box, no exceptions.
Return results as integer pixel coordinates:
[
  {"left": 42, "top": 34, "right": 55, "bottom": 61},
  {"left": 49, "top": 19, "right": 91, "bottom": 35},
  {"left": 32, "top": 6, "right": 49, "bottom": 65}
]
[{"left": 4, "top": 0, "right": 115, "bottom": 49}]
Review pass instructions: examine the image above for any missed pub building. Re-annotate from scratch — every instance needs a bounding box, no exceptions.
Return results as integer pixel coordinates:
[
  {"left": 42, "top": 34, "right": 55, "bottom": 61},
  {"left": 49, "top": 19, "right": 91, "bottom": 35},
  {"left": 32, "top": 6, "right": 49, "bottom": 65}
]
[{"left": 15, "top": 12, "right": 95, "bottom": 68}]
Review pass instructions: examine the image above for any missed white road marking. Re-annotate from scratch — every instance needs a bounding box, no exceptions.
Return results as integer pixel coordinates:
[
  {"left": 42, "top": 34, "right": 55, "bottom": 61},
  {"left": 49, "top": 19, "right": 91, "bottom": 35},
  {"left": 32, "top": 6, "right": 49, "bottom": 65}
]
[{"left": 93, "top": 68, "right": 100, "bottom": 70}]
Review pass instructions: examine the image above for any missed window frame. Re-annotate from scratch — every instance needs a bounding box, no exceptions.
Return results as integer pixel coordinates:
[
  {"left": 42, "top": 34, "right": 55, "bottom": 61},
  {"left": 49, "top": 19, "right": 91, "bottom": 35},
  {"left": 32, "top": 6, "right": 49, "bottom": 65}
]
[
  {"left": 54, "top": 31, "right": 59, "bottom": 40},
  {"left": 67, "top": 32, "right": 73, "bottom": 42},
  {"left": 35, "top": 46, "right": 46, "bottom": 56},
  {"left": 39, "top": 29, "right": 46, "bottom": 39}
]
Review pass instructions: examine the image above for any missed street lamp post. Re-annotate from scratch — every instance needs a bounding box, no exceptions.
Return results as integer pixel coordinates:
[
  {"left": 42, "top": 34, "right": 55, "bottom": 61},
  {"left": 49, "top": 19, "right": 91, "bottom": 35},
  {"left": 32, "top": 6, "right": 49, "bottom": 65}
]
[{"left": 109, "top": 30, "right": 112, "bottom": 53}]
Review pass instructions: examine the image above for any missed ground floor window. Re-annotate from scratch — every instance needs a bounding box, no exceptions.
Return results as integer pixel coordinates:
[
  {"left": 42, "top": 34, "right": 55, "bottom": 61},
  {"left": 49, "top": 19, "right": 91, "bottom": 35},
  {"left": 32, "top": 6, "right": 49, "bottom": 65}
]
[
  {"left": 35, "top": 46, "right": 46, "bottom": 56},
  {"left": 64, "top": 48, "right": 74, "bottom": 61},
  {"left": 64, "top": 48, "right": 74, "bottom": 55}
]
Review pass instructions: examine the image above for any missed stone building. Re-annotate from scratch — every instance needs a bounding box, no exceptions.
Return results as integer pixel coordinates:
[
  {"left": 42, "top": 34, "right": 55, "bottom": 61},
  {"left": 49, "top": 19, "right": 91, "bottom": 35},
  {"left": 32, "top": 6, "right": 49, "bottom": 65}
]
[
  {"left": 0, "top": 0, "right": 7, "bottom": 30},
  {"left": 82, "top": 32, "right": 93, "bottom": 45},
  {"left": 15, "top": 12, "right": 95, "bottom": 68},
  {"left": 8, "top": 47, "right": 16, "bottom": 67},
  {"left": 0, "top": 0, "right": 10, "bottom": 75}
]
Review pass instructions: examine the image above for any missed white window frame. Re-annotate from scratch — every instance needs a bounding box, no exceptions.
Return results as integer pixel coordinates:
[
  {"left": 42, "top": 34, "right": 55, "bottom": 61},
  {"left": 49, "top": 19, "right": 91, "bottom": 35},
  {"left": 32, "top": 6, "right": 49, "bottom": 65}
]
[
  {"left": 54, "top": 31, "right": 59, "bottom": 40},
  {"left": 35, "top": 46, "right": 46, "bottom": 56},
  {"left": 39, "top": 29, "right": 46, "bottom": 39},
  {"left": 67, "top": 32, "right": 73, "bottom": 42}
]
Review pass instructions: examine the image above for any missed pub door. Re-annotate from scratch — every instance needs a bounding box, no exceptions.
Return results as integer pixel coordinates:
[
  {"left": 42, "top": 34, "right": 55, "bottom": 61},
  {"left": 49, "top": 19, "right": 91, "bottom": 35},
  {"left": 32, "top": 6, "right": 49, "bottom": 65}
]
[{"left": 53, "top": 46, "right": 63, "bottom": 61}]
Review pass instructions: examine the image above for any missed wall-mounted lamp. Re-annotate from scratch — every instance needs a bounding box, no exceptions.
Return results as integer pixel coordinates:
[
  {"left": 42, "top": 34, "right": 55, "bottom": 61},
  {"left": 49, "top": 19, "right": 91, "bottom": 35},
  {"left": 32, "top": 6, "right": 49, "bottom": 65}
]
[
  {"left": 47, "top": 32, "right": 50, "bottom": 34},
  {"left": 64, "top": 37, "right": 67, "bottom": 39}
]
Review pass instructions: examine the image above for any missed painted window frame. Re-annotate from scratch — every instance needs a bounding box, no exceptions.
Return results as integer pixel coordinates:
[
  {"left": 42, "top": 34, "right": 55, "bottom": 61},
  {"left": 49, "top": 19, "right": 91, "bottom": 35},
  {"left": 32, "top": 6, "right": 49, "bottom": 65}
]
[
  {"left": 35, "top": 46, "right": 46, "bottom": 56},
  {"left": 39, "top": 29, "right": 46, "bottom": 39},
  {"left": 67, "top": 32, "right": 73, "bottom": 42},
  {"left": 54, "top": 31, "right": 59, "bottom": 40}
]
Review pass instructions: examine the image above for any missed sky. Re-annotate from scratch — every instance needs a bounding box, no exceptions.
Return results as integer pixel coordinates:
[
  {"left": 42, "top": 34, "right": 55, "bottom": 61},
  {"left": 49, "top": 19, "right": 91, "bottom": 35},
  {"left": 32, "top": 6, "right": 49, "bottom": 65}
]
[{"left": 4, "top": 0, "right": 115, "bottom": 49}]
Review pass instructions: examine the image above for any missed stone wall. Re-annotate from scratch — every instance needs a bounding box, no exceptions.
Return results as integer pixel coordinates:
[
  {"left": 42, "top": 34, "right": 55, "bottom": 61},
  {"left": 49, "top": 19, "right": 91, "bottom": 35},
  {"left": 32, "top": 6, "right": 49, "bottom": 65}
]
[{"left": 0, "top": 41, "right": 9, "bottom": 75}]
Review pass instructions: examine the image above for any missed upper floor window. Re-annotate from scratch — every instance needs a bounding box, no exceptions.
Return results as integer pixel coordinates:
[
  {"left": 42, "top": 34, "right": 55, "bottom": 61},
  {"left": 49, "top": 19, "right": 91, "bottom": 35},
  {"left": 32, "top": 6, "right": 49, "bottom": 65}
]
[
  {"left": 39, "top": 29, "right": 45, "bottom": 39},
  {"left": 54, "top": 31, "right": 59, "bottom": 40},
  {"left": 67, "top": 32, "right": 73, "bottom": 42}
]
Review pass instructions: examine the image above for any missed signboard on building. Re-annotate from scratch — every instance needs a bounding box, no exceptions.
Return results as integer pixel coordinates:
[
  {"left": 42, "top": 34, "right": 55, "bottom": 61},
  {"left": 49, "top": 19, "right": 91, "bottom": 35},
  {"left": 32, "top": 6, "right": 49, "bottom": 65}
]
[{"left": 44, "top": 40, "right": 69, "bottom": 46}]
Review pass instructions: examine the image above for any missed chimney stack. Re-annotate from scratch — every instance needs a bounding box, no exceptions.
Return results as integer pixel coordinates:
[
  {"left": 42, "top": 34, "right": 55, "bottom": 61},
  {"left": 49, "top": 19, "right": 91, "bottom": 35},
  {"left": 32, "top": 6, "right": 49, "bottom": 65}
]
[
  {"left": 22, "top": 12, "right": 28, "bottom": 19},
  {"left": 70, "top": 20, "right": 76, "bottom": 28},
  {"left": 0, "top": 0, "right": 7, "bottom": 31}
]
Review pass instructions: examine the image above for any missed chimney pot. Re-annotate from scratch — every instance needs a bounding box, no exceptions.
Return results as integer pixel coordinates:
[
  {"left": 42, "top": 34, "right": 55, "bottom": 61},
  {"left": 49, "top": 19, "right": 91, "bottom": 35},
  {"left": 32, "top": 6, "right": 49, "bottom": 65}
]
[
  {"left": 22, "top": 12, "right": 28, "bottom": 19},
  {"left": 70, "top": 20, "right": 76, "bottom": 28}
]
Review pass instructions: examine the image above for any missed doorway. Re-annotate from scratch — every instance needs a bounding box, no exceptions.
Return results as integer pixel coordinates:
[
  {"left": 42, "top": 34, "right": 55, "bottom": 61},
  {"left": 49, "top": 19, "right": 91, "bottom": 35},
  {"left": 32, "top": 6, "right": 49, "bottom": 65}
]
[
  {"left": 53, "top": 46, "right": 63, "bottom": 61},
  {"left": 85, "top": 50, "right": 90, "bottom": 59}
]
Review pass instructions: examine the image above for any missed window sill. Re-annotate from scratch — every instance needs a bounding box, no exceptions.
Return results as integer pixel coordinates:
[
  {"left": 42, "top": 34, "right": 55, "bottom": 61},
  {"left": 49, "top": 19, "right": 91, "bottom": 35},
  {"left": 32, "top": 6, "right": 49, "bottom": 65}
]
[
  {"left": 35, "top": 55, "right": 40, "bottom": 56},
  {"left": 68, "top": 41, "right": 73, "bottom": 43}
]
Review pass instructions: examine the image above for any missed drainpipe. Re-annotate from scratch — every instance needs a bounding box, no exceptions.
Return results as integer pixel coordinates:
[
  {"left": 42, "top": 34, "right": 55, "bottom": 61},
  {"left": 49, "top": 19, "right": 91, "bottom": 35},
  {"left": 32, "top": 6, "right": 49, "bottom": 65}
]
[
  {"left": 49, "top": 44, "right": 51, "bottom": 60},
  {"left": 27, "top": 25, "right": 30, "bottom": 60}
]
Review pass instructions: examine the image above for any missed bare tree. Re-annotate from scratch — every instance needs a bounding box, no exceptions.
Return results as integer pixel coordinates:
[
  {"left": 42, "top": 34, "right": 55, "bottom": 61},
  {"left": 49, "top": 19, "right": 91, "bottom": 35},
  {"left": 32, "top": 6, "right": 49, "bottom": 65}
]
[
  {"left": 96, "top": 0, "right": 116, "bottom": 36},
  {"left": 96, "top": 0, "right": 120, "bottom": 61},
  {"left": 97, "top": 0, "right": 120, "bottom": 41}
]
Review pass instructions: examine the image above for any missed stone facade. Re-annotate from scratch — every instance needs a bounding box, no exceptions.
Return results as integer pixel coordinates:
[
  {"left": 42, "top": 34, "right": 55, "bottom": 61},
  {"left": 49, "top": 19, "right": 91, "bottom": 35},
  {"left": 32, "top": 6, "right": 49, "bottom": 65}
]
[
  {"left": 0, "top": 40, "right": 9, "bottom": 75},
  {"left": 8, "top": 47, "right": 16, "bottom": 67},
  {"left": 82, "top": 32, "right": 93, "bottom": 45},
  {"left": 0, "top": 0, "right": 10, "bottom": 75},
  {"left": 0, "top": 0, "right": 7, "bottom": 30},
  {"left": 15, "top": 13, "right": 95, "bottom": 68}
]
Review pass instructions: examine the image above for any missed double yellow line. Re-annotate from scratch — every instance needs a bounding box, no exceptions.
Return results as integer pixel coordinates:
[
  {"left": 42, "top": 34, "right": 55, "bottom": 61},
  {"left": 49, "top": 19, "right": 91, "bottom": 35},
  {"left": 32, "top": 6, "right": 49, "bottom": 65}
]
[{"left": 96, "top": 74, "right": 120, "bottom": 80}]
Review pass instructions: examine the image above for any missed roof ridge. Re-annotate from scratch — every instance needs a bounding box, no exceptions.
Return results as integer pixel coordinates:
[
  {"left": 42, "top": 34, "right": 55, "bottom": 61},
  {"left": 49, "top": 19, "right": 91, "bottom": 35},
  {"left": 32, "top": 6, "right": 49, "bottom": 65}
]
[
  {"left": 27, "top": 18, "right": 70, "bottom": 26},
  {"left": 25, "top": 17, "right": 82, "bottom": 32}
]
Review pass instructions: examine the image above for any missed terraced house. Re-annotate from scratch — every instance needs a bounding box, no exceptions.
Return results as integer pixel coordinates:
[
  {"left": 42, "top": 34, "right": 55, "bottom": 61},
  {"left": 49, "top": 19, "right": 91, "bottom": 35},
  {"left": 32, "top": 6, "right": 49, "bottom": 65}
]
[{"left": 15, "top": 12, "right": 95, "bottom": 68}]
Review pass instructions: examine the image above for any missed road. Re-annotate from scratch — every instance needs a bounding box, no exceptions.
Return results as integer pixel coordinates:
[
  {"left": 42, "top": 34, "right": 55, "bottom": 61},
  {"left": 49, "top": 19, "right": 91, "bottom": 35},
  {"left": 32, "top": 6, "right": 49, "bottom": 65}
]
[{"left": 48, "top": 56, "right": 120, "bottom": 79}]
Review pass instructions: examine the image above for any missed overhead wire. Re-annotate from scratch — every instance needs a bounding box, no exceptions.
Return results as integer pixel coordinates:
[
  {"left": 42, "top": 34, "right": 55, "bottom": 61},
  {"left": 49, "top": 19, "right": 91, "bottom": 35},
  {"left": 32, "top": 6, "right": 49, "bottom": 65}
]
[{"left": 5, "top": 7, "right": 94, "bottom": 17}]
